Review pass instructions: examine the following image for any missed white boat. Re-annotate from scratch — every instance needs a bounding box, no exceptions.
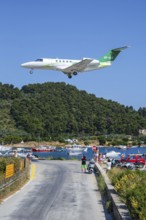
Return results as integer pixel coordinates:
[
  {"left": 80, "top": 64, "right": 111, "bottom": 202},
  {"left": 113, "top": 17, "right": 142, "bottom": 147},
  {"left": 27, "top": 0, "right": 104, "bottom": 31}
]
[
  {"left": 0, "top": 145, "right": 12, "bottom": 152},
  {"left": 67, "top": 144, "right": 87, "bottom": 155},
  {"left": 68, "top": 151, "right": 83, "bottom": 156},
  {"left": 106, "top": 151, "right": 121, "bottom": 158},
  {"left": 117, "top": 145, "right": 127, "bottom": 149}
]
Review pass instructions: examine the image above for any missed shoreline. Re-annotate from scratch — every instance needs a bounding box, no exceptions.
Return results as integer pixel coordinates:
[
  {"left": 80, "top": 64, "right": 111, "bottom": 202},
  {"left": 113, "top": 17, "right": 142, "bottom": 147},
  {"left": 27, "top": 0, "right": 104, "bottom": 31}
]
[{"left": 9, "top": 141, "right": 89, "bottom": 148}]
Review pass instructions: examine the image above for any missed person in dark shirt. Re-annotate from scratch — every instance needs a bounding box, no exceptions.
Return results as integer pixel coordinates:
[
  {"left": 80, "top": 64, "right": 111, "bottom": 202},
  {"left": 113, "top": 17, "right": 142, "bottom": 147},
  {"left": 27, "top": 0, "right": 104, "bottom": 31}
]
[{"left": 81, "top": 155, "right": 87, "bottom": 173}]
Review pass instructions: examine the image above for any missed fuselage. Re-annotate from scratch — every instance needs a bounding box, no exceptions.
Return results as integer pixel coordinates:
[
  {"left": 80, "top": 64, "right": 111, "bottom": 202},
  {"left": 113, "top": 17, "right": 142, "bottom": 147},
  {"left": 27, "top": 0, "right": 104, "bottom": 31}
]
[
  {"left": 21, "top": 58, "right": 111, "bottom": 72},
  {"left": 21, "top": 46, "right": 128, "bottom": 78}
]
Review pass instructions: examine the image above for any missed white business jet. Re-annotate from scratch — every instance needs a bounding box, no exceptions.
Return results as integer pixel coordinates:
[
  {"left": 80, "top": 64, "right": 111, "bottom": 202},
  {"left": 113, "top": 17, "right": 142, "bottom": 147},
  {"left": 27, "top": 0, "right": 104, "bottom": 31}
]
[{"left": 21, "top": 46, "right": 128, "bottom": 78}]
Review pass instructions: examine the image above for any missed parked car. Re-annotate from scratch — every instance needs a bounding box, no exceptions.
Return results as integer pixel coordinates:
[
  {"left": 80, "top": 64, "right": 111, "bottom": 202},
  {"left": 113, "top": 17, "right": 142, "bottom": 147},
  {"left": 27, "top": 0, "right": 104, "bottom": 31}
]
[{"left": 125, "top": 154, "right": 145, "bottom": 165}]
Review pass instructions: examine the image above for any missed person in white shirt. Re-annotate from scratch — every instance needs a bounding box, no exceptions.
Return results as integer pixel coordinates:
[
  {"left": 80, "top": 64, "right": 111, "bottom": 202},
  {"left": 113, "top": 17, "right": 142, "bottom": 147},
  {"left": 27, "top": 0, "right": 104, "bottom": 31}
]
[{"left": 106, "top": 158, "right": 112, "bottom": 172}]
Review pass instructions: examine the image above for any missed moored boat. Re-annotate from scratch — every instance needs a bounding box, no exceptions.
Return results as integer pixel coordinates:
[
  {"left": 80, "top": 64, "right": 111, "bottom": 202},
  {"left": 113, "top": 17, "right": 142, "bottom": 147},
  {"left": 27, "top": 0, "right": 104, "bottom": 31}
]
[
  {"left": 117, "top": 145, "right": 127, "bottom": 149},
  {"left": 32, "top": 146, "right": 56, "bottom": 152},
  {"left": 68, "top": 151, "right": 83, "bottom": 156},
  {"left": 67, "top": 144, "right": 87, "bottom": 155},
  {"left": 106, "top": 150, "right": 121, "bottom": 158}
]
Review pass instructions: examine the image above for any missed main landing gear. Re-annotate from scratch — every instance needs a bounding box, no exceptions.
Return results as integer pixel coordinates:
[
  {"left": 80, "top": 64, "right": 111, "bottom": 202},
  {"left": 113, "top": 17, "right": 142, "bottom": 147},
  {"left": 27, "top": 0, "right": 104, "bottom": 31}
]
[
  {"left": 29, "top": 69, "right": 33, "bottom": 74},
  {"left": 73, "top": 71, "right": 77, "bottom": 76},
  {"left": 67, "top": 72, "right": 78, "bottom": 78}
]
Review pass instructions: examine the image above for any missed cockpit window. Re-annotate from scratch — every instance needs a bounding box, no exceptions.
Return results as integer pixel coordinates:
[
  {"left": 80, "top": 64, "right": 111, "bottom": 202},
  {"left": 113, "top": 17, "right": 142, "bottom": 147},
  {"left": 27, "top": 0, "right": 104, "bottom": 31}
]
[{"left": 35, "top": 59, "right": 43, "bottom": 62}]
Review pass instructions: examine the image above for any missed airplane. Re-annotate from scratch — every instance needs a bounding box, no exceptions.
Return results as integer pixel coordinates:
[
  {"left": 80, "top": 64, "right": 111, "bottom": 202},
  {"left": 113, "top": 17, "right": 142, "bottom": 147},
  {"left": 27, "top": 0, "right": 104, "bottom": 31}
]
[{"left": 21, "top": 46, "right": 128, "bottom": 78}]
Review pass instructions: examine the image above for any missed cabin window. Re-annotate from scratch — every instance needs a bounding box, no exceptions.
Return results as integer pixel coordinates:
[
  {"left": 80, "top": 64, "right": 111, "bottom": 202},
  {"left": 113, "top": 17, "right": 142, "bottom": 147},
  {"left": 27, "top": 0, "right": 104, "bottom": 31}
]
[{"left": 35, "top": 59, "right": 43, "bottom": 62}]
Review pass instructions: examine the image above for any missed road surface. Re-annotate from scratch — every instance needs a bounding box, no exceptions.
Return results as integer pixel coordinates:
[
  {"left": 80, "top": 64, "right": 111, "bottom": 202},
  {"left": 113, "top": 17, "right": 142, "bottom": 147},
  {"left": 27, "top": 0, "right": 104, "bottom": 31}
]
[{"left": 0, "top": 160, "right": 112, "bottom": 220}]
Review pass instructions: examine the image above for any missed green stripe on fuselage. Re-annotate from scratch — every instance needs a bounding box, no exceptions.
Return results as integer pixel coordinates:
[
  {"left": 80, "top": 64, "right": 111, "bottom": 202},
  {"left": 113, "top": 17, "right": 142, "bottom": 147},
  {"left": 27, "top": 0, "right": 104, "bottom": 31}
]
[{"left": 98, "top": 61, "right": 111, "bottom": 69}]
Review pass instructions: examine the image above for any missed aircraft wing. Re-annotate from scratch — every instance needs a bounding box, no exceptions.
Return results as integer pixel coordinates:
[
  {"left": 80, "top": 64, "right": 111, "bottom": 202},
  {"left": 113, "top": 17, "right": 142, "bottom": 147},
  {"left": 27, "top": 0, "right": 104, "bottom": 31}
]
[{"left": 63, "top": 58, "right": 93, "bottom": 73}]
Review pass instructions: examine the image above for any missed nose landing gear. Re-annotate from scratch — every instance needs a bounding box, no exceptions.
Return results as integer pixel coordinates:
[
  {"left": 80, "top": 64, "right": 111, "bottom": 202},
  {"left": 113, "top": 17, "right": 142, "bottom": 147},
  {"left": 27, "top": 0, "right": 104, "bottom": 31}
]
[
  {"left": 68, "top": 74, "right": 72, "bottom": 79},
  {"left": 29, "top": 69, "right": 33, "bottom": 74}
]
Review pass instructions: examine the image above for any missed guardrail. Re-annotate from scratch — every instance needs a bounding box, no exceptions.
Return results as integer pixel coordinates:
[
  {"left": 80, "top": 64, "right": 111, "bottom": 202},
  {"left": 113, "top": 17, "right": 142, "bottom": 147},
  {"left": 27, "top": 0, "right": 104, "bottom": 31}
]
[{"left": 95, "top": 162, "right": 131, "bottom": 220}]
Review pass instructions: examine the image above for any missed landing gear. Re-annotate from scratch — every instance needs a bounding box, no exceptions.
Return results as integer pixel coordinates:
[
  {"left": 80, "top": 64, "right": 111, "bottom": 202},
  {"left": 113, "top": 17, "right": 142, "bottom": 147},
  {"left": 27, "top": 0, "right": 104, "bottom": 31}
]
[
  {"left": 67, "top": 72, "right": 78, "bottom": 78},
  {"left": 29, "top": 69, "right": 33, "bottom": 74},
  {"left": 68, "top": 74, "right": 72, "bottom": 79},
  {"left": 73, "top": 71, "right": 78, "bottom": 76}
]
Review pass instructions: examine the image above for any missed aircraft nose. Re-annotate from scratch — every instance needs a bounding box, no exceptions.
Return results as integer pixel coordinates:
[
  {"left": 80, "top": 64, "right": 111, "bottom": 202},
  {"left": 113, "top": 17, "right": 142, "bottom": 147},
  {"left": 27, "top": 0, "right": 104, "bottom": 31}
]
[
  {"left": 21, "top": 63, "right": 25, "bottom": 67},
  {"left": 21, "top": 63, "right": 27, "bottom": 67},
  {"left": 21, "top": 62, "right": 32, "bottom": 68}
]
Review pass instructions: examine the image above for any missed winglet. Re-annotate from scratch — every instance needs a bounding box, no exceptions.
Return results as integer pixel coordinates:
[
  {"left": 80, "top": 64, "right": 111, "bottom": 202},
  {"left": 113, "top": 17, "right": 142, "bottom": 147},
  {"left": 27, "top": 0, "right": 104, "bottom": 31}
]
[
  {"left": 112, "top": 46, "right": 129, "bottom": 52},
  {"left": 99, "top": 46, "right": 129, "bottom": 63}
]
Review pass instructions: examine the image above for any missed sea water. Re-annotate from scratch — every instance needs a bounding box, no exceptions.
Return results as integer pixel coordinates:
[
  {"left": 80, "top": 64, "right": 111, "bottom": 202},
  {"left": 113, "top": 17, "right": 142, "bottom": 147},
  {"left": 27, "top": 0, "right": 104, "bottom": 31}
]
[{"left": 32, "top": 146, "right": 146, "bottom": 161}]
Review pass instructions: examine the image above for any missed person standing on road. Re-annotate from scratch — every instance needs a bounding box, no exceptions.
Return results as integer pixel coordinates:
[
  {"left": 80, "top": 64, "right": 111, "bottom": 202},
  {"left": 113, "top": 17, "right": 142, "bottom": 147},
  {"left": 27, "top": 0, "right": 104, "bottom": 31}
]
[
  {"left": 106, "top": 158, "right": 112, "bottom": 172},
  {"left": 81, "top": 155, "right": 87, "bottom": 173},
  {"left": 98, "top": 153, "right": 102, "bottom": 164},
  {"left": 94, "top": 148, "right": 99, "bottom": 162}
]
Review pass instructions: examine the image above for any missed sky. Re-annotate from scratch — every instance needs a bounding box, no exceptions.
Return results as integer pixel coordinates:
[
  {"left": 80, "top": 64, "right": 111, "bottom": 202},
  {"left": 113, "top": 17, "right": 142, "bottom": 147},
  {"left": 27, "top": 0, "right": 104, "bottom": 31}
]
[{"left": 0, "top": 0, "right": 146, "bottom": 110}]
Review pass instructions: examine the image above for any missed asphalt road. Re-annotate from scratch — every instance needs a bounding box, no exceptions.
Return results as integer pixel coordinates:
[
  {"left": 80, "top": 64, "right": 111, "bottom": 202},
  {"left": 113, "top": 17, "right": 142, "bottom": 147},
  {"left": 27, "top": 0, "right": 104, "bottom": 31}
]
[{"left": 0, "top": 160, "right": 112, "bottom": 220}]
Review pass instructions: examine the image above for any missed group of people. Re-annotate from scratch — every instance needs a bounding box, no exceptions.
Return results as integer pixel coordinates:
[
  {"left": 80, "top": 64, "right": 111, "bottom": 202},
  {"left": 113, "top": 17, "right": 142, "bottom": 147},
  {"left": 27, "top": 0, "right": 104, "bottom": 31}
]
[
  {"left": 81, "top": 154, "right": 112, "bottom": 173},
  {"left": 93, "top": 148, "right": 105, "bottom": 163},
  {"left": 81, "top": 147, "right": 112, "bottom": 173}
]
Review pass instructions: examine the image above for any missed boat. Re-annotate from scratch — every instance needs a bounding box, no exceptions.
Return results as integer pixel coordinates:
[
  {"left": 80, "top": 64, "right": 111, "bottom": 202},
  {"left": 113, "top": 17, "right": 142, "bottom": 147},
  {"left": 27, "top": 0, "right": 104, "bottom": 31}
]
[
  {"left": 106, "top": 150, "right": 121, "bottom": 158},
  {"left": 0, "top": 145, "right": 12, "bottom": 152},
  {"left": 117, "top": 145, "right": 127, "bottom": 149},
  {"left": 32, "top": 146, "right": 56, "bottom": 152},
  {"left": 67, "top": 144, "right": 87, "bottom": 155},
  {"left": 130, "top": 146, "right": 138, "bottom": 148},
  {"left": 67, "top": 145, "right": 87, "bottom": 152},
  {"left": 68, "top": 151, "right": 83, "bottom": 156}
]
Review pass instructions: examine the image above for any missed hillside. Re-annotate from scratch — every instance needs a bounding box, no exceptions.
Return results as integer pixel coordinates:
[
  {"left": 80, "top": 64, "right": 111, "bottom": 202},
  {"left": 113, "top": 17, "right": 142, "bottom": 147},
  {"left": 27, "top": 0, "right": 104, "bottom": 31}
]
[{"left": 0, "top": 82, "right": 146, "bottom": 144}]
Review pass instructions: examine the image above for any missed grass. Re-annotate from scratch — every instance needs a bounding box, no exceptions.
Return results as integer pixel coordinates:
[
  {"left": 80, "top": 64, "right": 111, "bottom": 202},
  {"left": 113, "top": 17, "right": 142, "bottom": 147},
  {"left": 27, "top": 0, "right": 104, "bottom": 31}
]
[
  {"left": 95, "top": 170, "right": 113, "bottom": 215},
  {"left": 0, "top": 173, "right": 30, "bottom": 203},
  {"left": 0, "top": 159, "right": 30, "bottom": 203}
]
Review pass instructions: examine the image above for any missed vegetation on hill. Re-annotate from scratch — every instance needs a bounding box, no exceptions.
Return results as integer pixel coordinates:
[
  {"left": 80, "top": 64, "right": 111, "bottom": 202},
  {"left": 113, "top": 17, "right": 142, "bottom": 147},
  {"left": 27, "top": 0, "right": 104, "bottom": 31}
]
[{"left": 0, "top": 82, "right": 146, "bottom": 144}]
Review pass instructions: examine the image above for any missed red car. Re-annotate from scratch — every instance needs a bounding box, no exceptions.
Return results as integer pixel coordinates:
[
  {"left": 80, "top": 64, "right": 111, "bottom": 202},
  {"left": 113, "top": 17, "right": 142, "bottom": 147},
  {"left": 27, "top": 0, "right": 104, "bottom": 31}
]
[{"left": 125, "top": 154, "right": 145, "bottom": 164}]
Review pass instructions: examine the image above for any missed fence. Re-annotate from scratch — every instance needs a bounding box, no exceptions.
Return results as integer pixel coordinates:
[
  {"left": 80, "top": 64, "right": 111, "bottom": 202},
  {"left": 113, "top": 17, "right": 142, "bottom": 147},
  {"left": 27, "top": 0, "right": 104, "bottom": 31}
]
[{"left": 0, "top": 159, "right": 30, "bottom": 201}]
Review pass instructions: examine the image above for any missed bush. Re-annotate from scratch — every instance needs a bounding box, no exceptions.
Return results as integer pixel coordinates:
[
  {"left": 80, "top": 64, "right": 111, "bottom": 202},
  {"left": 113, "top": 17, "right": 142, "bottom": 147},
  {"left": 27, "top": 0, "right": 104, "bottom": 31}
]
[
  {"left": 0, "top": 159, "right": 6, "bottom": 173},
  {"left": 106, "top": 200, "right": 113, "bottom": 213},
  {"left": 3, "top": 135, "right": 22, "bottom": 144},
  {"left": 98, "top": 173, "right": 106, "bottom": 195},
  {"left": 0, "top": 157, "right": 24, "bottom": 174},
  {"left": 84, "top": 141, "right": 90, "bottom": 145},
  {"left": 108, "top": 168, "right": 146, "bottom": 219}
]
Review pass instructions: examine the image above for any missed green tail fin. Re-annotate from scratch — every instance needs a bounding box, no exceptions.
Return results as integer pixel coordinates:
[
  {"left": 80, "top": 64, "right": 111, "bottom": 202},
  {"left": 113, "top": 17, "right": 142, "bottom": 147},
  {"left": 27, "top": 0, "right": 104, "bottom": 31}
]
[{"left": 99, "top": 46, "right": 128, "bottom": 63}]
